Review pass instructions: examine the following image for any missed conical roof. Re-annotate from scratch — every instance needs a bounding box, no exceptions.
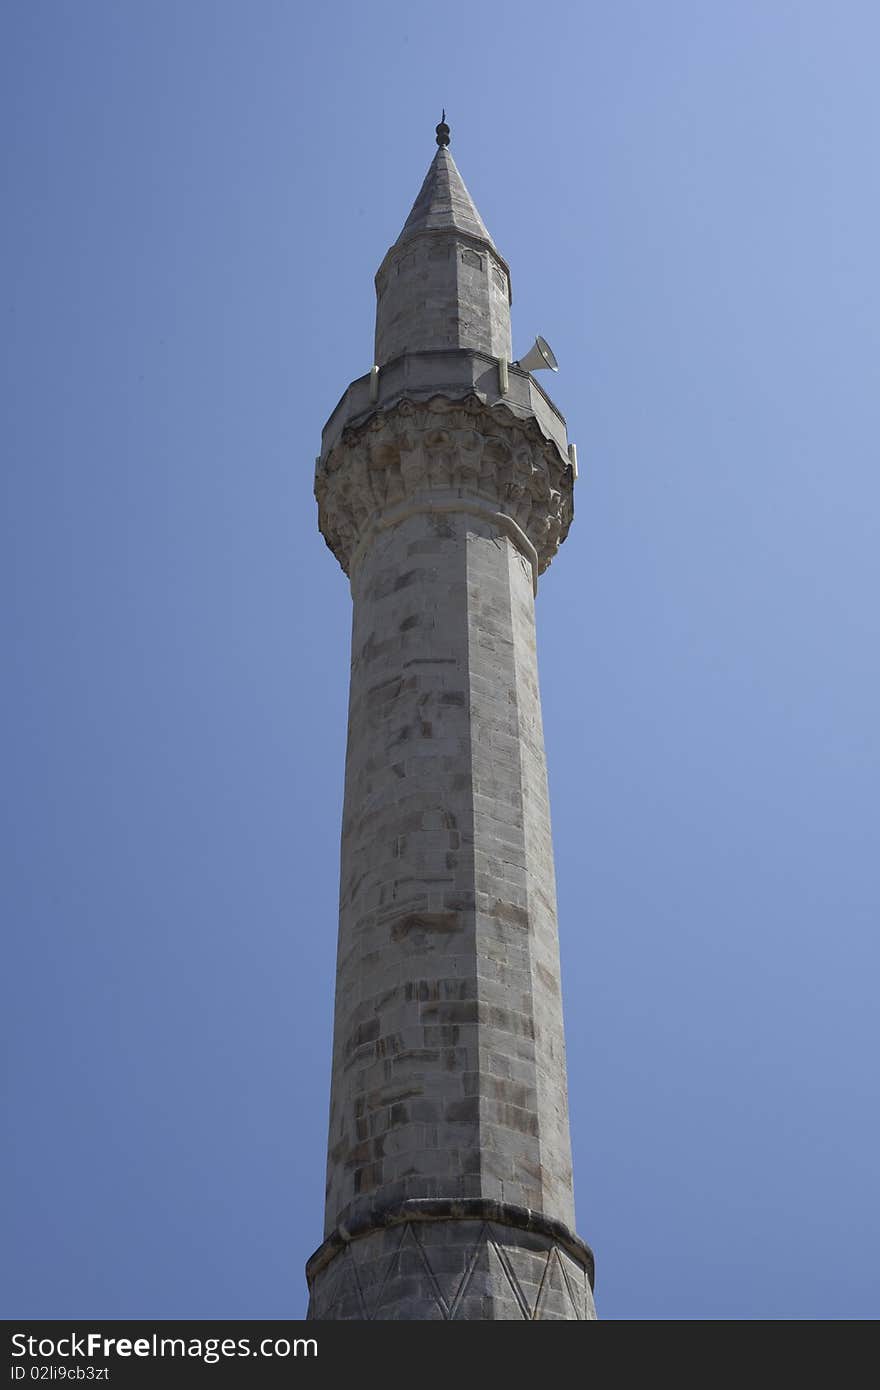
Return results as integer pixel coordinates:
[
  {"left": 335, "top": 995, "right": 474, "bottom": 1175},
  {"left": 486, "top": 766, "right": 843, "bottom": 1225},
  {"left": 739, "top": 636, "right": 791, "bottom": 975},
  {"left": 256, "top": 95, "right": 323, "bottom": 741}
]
[{"left": 394, "top": 146, "right": 495, "bottom": 248}]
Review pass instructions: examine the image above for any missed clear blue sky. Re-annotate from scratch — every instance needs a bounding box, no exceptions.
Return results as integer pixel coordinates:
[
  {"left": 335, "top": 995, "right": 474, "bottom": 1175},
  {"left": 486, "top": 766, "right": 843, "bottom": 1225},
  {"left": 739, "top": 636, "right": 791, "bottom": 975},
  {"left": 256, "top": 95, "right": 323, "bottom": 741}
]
[{"left": 2, "top": 1, "right": 878, "bottom": 1321}]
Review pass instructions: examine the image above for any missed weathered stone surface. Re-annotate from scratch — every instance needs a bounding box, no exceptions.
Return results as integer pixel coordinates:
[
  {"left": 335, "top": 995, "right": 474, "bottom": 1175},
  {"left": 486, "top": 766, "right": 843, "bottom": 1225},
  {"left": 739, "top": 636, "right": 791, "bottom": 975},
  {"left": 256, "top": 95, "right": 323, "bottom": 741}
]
[
  {"left": 311, "top": 134, "right": 594, "bottom": 1320},
  {"left": 320, "top": 348, "right": 571, "bottom": 462},
  {"left": 307, "top": 1216, "right": 596, "bottom": 1321},
  {"left": 319, "top": 402, "right": 578, "bottom": 1241},
  {"left": 374, "top": 146, "right": 512, "bottom": 367},
  {"left": 396, "top": 146, "right": 495, "bottom": 247},
  {"left": 315, "top": 394, "right": 574, "bottom": 582}
]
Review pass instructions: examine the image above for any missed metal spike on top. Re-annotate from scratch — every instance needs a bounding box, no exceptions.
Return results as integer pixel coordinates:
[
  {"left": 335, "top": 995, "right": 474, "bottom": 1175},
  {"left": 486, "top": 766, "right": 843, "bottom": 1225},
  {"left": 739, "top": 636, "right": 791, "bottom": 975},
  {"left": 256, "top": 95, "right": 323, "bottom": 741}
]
[{"left": 435, "top": 109, "right": 450, "bottom": 147}]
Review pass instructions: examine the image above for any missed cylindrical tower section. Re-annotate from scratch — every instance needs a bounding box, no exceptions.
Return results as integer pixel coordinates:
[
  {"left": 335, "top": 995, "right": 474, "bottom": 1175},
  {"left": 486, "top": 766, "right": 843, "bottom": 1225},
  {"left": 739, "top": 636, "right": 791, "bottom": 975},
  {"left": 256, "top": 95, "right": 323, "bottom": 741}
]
[
  {"left": 375, "top": 234, "right": 512, "bottom": 366},
  {"left": 309, "top": 395, "right": 595, "bottom": 1320}
]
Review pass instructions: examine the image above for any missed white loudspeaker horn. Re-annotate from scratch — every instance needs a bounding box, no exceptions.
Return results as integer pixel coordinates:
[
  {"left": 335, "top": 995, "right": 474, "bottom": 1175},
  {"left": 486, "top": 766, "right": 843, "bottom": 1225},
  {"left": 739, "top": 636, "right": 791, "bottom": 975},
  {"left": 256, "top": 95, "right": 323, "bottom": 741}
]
[{"left": 517, "top": 335, "right": 559, "bottom": 373}]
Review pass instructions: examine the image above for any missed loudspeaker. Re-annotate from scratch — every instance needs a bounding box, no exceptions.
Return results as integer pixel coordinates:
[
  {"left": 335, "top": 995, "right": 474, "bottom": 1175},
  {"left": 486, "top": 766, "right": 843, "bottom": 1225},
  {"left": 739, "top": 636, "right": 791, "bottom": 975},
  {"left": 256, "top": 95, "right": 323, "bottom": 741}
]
[{"left": 517, "top": 335, "right": 559, "bottom": 373}]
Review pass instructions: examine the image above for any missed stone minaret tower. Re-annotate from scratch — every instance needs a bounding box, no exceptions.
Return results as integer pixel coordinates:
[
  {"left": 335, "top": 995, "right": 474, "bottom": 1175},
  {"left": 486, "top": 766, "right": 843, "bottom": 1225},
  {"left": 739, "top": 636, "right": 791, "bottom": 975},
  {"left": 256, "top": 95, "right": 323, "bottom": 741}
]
[{"left": 307, "top": 118, "right": 596, "bottom": 1320}]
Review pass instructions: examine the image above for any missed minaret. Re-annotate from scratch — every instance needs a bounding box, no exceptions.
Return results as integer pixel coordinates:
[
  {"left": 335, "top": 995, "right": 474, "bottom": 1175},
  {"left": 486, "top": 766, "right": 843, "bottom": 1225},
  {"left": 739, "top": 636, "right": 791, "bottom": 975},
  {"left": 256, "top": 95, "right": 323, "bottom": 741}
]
[{"left": 307, "top": 119, "right": 596, "bottom": 1321}]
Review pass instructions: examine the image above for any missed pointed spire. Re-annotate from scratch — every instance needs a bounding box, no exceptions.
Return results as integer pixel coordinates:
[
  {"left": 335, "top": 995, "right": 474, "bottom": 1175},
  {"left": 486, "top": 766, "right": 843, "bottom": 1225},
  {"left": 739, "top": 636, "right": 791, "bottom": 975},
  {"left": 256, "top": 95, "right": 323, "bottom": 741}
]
[
  {"left": 374, "top": 127, "right": 511, "bottom": 367},
  {"left": 393, "top": 141, "right": 495, "bottom": 250}
]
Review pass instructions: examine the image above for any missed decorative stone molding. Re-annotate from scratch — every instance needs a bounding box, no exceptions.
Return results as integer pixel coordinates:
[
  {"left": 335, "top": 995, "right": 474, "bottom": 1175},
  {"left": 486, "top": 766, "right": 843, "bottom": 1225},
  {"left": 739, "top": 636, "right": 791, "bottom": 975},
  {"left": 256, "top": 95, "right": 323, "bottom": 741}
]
[
  {"left": 306, "top": 1200, "right": 596, "bottom": 1321},
  {"left": 314, "top": 393, "right": 574, "bottom": 585},
  {"left": 306, "top": 1197, "right": 595, "bottom": 1288}
]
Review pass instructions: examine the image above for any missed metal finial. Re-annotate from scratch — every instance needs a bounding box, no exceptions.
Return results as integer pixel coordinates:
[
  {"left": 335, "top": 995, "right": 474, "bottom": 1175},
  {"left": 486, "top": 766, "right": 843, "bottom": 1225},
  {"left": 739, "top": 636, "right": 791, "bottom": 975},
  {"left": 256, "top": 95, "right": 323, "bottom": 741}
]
[{"left": 435, "top": 111, "right": 450, "bottom": 148}]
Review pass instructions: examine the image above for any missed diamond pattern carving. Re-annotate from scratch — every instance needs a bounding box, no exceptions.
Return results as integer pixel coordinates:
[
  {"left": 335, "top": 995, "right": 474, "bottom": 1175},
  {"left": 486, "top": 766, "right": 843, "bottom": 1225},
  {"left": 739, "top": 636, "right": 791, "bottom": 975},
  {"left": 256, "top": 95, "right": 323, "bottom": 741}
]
[{"left": 307, "top": 1220, "right": 596, "bottom": 1321}]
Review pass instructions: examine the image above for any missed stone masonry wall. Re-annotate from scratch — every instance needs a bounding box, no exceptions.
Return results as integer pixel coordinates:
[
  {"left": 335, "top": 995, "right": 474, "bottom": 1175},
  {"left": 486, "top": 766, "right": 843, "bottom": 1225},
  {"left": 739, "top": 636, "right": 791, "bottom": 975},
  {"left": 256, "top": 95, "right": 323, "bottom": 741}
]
[
  {"left": 313, "top": 397, "right": 589, "bottom": 1319},
  {"left": 323, "top": 513, "right": 577, "bottom": 1236},
  {"left": 375, "top": 235, "right": 512, "bottom": 367}
]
